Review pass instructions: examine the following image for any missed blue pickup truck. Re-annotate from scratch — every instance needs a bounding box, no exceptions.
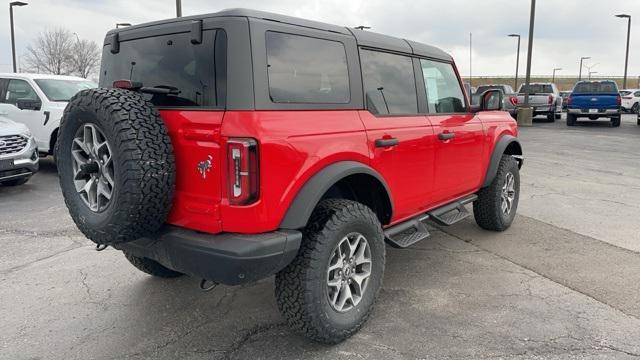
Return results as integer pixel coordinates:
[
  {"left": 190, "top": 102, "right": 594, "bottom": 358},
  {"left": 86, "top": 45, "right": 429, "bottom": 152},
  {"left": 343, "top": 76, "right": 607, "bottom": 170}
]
[{"left": 566, "top": 80, "right": 622, "bottom": 127}]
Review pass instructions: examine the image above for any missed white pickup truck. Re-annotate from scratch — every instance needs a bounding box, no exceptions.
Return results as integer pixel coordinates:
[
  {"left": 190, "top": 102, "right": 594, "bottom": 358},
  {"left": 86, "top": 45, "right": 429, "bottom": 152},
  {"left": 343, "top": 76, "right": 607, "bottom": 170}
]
[
  {"left": 516, "top": 82, "right": 562, "bottom": 121},
  {"left": 0, "top": 74, "right": 96, "bottom": 157}
]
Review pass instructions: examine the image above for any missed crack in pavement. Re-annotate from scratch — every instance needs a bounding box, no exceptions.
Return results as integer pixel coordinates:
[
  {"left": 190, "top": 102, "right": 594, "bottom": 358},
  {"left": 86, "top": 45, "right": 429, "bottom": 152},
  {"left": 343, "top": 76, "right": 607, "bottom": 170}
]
[
  {"left": 222, "top": 322, "right": 288, "bottom": 360},
  {"left": 0, "top": 243, "right": 86, "bottom": 276}
]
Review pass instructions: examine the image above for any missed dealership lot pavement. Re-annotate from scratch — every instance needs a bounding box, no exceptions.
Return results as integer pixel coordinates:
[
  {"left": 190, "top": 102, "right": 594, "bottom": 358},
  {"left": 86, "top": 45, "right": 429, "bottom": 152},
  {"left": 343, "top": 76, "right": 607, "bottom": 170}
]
[{"left": 1, "top": 115, "right": 639, "bottom": 359}]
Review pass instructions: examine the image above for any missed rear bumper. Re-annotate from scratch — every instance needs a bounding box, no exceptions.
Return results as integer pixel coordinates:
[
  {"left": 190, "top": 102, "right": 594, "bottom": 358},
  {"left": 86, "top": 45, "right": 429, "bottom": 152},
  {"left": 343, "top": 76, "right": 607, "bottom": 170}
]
[
  {"left": 115, "top": 226, "right": 302, "bottom": 285},
  {"left": 567, "top": 108, "right": 620, "bottom": 116}
]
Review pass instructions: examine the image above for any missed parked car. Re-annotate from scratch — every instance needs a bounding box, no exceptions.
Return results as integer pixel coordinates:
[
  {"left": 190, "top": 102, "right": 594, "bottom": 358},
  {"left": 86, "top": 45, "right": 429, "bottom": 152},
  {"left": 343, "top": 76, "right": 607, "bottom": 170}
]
[
  {"left": 619, "top": 89, "right": 640, "bottom": 114},
  {"left": 566, "top": 80, "right": 621, "bottom": 127},
  {"left": 55, "top": 8, "right": 523, "bottom": 344},
  {"left": 473, "top": 84, "right": 519, "bottom": 118},
  {"left": 516, "top": 82, "right": 562, "bottom": 121},
  {"left": 0, "top": 117, "right": 38, "bottom": 186},
  {"left": 0, "top": 74, "right": 96, "bottom": 157},
  {"left": 559, "top": 91, "right": 572, "bottom": 110}
]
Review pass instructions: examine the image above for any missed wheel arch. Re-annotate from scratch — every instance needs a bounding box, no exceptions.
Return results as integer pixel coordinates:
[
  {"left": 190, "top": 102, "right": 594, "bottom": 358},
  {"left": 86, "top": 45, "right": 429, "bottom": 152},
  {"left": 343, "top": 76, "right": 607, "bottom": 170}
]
[
  {"left": 279, "top": 161, "right": 393, "bottom": 230},
  {"left": 49, "top": 127, "right": 59, "bottom": 155},
  {"left": 481, "top": 135, "right": 523, "bottom": 188}
]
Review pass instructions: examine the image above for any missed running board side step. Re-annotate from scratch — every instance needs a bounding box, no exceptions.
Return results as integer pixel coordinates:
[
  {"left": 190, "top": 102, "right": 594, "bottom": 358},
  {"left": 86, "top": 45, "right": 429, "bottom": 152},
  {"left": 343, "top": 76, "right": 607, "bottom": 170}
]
[
  {"left": 428, "top": 195, "right": 477, "bottom": 226},
  {"left": 384, "top": 214, "right": 430, "bottom": 248}
]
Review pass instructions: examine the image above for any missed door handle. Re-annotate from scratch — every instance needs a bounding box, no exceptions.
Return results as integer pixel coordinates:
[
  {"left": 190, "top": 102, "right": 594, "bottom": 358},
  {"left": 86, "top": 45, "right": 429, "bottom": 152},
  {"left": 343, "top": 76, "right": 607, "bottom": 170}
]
[
  {"left": 438, "top": 132, "right": 455, "bottom": 141},
  {"left": 375, "top": 138, "right": 399, "bottom": 148}
]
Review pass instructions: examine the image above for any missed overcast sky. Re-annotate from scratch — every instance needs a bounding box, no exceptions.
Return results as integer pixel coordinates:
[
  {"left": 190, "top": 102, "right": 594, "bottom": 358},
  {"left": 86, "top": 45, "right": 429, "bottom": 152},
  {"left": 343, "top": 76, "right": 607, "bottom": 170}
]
[{"left": 1, "top": 0, "right": 638, "bottom": 79}]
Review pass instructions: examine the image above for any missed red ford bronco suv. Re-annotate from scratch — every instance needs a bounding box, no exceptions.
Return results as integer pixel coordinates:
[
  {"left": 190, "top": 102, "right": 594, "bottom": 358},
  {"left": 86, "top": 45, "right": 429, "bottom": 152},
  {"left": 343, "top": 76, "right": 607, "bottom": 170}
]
[{"left": 56, "top": 9, "right": 523, "bottom": 343}]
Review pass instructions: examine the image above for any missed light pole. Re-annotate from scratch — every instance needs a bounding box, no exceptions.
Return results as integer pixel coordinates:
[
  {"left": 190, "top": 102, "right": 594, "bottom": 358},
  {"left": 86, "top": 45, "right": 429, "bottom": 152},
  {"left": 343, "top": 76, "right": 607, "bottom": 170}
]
[
  {"left": 9, "top": 1, "right": 28, "bottom": 73},
  {"left": 578, "top": 56, "right": 590, "bottom": 81},
  {"left": 552, "top": 68, "right": 562, "bottom": 83},
  {"left": 469, "top": 32, "right": 472, "bottom": 87},
  {"left": 615, "top": 14, "right": 631, "bottom": 89},
  {"left": 176, "top": 0, "right": 182, "bottom": 17},
  {"left": 508, "top": 34, "right": 521, "bottom": 90},
  {"left": 589, "top": 71, "right": 598, "bottom": 80},
  {"left": 517, "top": 0, "right": 536, "bottom": 127},
  {"left": 116, "top": 23, "right": 131, "bottom": 28}
]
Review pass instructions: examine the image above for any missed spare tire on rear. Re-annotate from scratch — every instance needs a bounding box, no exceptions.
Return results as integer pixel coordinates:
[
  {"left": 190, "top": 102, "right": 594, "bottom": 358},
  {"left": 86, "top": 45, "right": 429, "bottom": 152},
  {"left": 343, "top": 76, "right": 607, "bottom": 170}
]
[{"left": 56, "top": 88, "right": 175, "bottom": 245}]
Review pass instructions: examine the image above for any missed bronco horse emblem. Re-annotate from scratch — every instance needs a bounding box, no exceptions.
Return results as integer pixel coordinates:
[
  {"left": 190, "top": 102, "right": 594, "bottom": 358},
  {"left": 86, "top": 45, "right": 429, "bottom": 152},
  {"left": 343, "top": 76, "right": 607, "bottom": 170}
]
[{"left": 197, "top": 155, "right": 213, "bottom": 179}]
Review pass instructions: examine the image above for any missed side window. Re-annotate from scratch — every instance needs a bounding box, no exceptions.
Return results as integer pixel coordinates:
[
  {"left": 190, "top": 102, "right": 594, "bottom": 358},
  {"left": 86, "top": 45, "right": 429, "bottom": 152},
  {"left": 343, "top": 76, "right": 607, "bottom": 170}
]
[
  {"left": 634, "top": 91, "right": 640, "bottom": 97},
  {"left": 265, "top": 32, "right": 350, "bottom": 104},
  {"left": 3, "top": 79, "right": 39, "bottom": 106},
  {"left": 419, "top": 59, "right": 466, "bottom": 114},
  {"left": 360, "top": 49, "right": 417, "bottom": 115}
]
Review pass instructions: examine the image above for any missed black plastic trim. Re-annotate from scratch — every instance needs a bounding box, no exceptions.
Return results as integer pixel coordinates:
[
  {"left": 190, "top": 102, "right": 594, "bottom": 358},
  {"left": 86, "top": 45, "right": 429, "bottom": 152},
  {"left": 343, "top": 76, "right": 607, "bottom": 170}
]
[
  {"left": 280, "top": 161, "right": 394, "bottom": 229},
  {"left": 482, "top": 135, "right": 523, "bottom": 187},
  {"left": 115, "top": 226, "right": 302, "bottom": 286}
]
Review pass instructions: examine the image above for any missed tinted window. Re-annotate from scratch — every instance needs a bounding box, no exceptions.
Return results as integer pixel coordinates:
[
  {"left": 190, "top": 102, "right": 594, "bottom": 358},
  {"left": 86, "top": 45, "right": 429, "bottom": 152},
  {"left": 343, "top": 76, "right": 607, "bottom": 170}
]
[
  {"left": 420, "top": 59, "right": 466, "bottom": 113},
  {"left": 266, "top": 32, "right": 349, "bottom": 104},
  {"left": 361, "top": 49, "right": 417, "bottom": 115},
  {"left": 476, "top": 85, "right": 513, "bottom": 94},
  {"left": 573, "top": 81, "right": 618, "bottom": 94},
  {"left": 634, "top": 91, "right": 640, "bottom": 97},
  {"left": 620, "top": 91, "right": 632, "bottom": 96},
  {"left": 100, "top": 30, "right": 226, "bottom": 108},
  {"left": 3, "top": 79, "right": 39, "bottom": 105},
  {"left": 520, "top": 84, "right": 553, "bottom": 94},
  {"left": 34, "top": 79, "right": 96, "bottom": 102}
]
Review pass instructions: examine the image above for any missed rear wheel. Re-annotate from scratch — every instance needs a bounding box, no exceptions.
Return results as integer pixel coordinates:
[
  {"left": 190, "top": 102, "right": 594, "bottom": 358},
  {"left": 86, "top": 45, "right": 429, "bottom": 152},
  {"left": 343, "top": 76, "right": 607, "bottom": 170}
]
[
  {"left": 124, "top": 252, "right": 183, "bottom": 278},
  {"left": 275, "top": 199, "right": 385, "bottom": 344},
  {"left": 567, "top": 113, "right": 577, "bottom": 126},
  {"left": 473, "top": 155, "right": 520, "bottom": 231},
  {"left": 547, "top": 111, "right": 556, "bottom": 122},
  {"left": 611, "top": 116, "right": 621, "bottom": 127}
]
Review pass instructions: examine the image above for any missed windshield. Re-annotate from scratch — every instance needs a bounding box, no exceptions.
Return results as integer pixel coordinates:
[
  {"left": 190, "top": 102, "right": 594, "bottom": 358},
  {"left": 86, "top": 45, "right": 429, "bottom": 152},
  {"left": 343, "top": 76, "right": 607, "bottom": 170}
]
[
  {"left": 573, "top": 81, "right": 618, "bottom": 94},
  {"left": 34, "top": 79, "right": 96, "bottom": 102},
  {"left": 519, "top": 84, "right": 553, "bottom": 94}
]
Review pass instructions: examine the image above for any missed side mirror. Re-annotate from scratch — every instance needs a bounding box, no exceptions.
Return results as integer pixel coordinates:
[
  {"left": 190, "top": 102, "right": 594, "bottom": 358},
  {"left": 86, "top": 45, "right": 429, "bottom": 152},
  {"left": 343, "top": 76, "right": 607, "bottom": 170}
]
[
  {"left": 477, "top": 89, "right": 504, "bottom": 112},
  {"left": 16, "top": 98, "right": 42, "bottom": 111}
]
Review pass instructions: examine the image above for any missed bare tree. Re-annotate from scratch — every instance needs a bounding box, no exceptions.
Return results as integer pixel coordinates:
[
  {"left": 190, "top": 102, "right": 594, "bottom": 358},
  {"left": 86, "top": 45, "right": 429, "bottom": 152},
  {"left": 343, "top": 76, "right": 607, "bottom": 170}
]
[
  {"left": 22, "top": 28, "right": 101, "bottom": 78},
  {"left": 71, "top": 39, "right": 101, "bottom": 79},
  {"left": 23, "top": 28, "right": 75, "bottom": 75}
]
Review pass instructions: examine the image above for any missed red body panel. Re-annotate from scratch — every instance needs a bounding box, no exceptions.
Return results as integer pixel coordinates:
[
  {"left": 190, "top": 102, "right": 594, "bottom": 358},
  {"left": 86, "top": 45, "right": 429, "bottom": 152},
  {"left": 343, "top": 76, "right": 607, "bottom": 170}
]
[{"left": 161, "top": 109, "right": 517, "bottom": 235}]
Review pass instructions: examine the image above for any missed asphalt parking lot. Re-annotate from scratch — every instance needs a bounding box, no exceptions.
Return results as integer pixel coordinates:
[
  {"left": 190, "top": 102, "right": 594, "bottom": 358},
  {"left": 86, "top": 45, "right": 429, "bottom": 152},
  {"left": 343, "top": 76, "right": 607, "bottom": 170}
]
[{"left": 1, "top": 114, "right": 640, "bottom": 360}]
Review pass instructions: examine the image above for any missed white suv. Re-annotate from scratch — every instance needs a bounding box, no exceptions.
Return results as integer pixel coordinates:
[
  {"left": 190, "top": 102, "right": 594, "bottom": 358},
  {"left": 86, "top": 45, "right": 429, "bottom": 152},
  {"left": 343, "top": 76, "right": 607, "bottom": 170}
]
[
  {"left": 0, "top": 74, "right": 96, "bottom": 156},
  {"left": 620, "top": 89, "right": 640, "bottom": 114}
]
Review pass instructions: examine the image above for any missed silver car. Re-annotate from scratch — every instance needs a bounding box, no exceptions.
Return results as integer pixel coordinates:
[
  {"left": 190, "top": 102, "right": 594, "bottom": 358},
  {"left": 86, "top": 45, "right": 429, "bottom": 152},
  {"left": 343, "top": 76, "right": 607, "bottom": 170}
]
[{"left": 0, "top": 118, "right": 39, "bottom": 186}]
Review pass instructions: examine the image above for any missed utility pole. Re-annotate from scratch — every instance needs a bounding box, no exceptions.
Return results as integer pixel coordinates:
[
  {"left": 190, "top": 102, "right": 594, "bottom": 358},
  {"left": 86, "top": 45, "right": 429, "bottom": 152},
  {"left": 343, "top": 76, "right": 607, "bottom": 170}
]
[
  {"left": 9, "top": 2, "right": 28, "bottom": 73},
  {"left": 517, "top": 0, "right": 536, "bottom": 127},
  {"left": 176, "top": 0, "right": 182, "bottom": 17},
  {"left": 508, "top": 34, "right": 521, "bottom": 90},
  {"left": 615, "top": 14, "right": 631, "bottom": 89}
]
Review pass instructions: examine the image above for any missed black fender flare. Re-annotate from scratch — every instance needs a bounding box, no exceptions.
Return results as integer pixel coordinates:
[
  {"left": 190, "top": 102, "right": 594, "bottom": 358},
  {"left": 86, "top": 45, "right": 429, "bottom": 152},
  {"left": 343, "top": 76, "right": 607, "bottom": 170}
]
[
  {"left": 279, "top": 161, "right": 394, "bottom": 230},
  {"left": 482, "top": 135, "right": 523, "bottom": 187}
]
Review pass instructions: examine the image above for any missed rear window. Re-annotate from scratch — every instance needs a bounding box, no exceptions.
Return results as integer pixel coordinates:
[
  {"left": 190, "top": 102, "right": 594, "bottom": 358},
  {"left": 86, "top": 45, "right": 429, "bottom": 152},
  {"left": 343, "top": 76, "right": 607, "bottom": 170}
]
[
  {"left": 573, "top": 81, "right": 618, "bottom": 94},
  {"left": 266, "top": 32, "right": 350, "bottom": 104},
  {"left": 520, "top": 84, "right": 553, "bottom": 94},
  {"left": 100, "top": 30, "right": 226, "bottom": 108},
  {"left": 476, "top": 85, "right": 513, "bottom": 94}
]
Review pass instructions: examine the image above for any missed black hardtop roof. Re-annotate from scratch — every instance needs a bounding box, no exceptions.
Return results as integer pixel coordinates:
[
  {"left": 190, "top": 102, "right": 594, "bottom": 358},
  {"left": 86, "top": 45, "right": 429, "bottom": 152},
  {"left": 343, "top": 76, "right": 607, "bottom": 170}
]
[{"left": 105, "top": 8, "right": 452, "bottom": 61}]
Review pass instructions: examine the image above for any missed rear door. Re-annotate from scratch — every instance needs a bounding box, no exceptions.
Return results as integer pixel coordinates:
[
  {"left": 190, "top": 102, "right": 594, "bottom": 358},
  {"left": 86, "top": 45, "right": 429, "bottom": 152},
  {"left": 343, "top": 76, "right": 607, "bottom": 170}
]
[
  {"left": 357, "top": 49, "right": 436, "bottom": 222},
  {"left": 419, "top": 59, "right": 485, "bottom": 204},
  {"left": 100, "top": 28, "right": 228, "bottom": 234}
]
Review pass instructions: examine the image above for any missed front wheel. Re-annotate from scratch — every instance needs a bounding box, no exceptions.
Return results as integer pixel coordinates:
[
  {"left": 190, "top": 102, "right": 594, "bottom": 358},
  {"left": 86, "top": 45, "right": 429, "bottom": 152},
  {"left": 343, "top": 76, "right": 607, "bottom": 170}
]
[
  {"left": 473, "top": 155, "right": 520, "bottom": 231},
  {"left": 631, "top": 103, "right": 639, "bottom": 114},
  {"left": 275, "top": 199, "right": 385, "bottom": 344}
]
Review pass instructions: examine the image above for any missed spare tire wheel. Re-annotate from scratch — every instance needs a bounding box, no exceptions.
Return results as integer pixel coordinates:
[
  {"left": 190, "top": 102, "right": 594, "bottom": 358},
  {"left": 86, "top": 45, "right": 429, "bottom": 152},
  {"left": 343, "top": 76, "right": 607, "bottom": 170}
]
[{"left": 56, "top": 88, "right": 175, "bottom": 245}]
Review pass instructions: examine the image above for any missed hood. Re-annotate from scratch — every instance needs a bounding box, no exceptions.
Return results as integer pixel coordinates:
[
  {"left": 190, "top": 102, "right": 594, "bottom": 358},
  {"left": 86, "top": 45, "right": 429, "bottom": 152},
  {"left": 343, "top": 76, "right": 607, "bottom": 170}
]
[{"left": 0, "top": 118, "right": 30, "bottom": 137}]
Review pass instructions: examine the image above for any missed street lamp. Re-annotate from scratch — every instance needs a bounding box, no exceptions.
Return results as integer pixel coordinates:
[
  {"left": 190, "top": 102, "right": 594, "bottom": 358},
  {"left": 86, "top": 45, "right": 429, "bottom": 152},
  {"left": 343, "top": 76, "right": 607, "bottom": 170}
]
[
  {"left": 9, "top": 1, "right": 28, "bottom": 73},
  {"left": 552, "top": 68, "right": 562, "bottom": 83},
  {"left": 176, "top": 0, "right": 182, "bottom": 17},
  {"left": 116, "top": 23, "right": 131, "bottom": 28},
  {"left": 508, "top": 34, "right": 521, "bottom": 90},
  {"left": 578, "top": 56, "right": 590, "bottom": 81},
  {"left": 615, "top": 14, "right": 631, "bottom": 89},
  {"left": 589, "top": 71, "right": 598, "bottom": 80}
]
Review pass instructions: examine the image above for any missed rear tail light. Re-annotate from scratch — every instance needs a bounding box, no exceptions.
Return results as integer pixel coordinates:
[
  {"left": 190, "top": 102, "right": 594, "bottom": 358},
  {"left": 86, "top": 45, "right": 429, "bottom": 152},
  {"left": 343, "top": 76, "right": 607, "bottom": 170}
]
[
  {"left": 508, "top": 96, "right": 518, "bottom": 106},
  {"left": 616, "top": 95, "right": 622, "bottom": 106},
  {"left": 548, "top": 95, "right": 554, "bottom": 104},
  {"left": 227, "top": 138, "right": 259, "bottom": 205},
  {"left": 567, "top": 96, "right": 573, "bottom": 106}
]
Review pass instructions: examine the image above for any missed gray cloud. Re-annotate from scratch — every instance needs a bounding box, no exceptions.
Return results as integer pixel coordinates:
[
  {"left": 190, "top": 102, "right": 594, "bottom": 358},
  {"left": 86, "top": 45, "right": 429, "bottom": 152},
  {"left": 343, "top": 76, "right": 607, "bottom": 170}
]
[{"left": 1, "top": 0, "right": 638, "bottom": 79}]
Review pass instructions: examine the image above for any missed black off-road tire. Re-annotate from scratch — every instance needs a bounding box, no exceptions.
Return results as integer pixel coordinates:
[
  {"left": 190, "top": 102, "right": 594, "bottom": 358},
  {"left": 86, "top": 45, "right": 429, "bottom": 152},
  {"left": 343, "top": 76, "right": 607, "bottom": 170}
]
[
  {"left": 566, "top": 113, "right": 577, "bottom": 126},
  {"left": 0, "top": 177, "right": 30, "bottom": 186},
  {"left": 473, "top": 155, "right": 520, "bottom": 231},
  {"left": 275, "top": 199, "right": 385, "bottom": 344},
  {"left": 611, "top": 116, "right": 621, "bottom": 127},
  {"left": 124, "top": 252, "right": 183, "bottom": 278},
  {"left": 56, "top": 88, "right": 175, "bottom": 245}
]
